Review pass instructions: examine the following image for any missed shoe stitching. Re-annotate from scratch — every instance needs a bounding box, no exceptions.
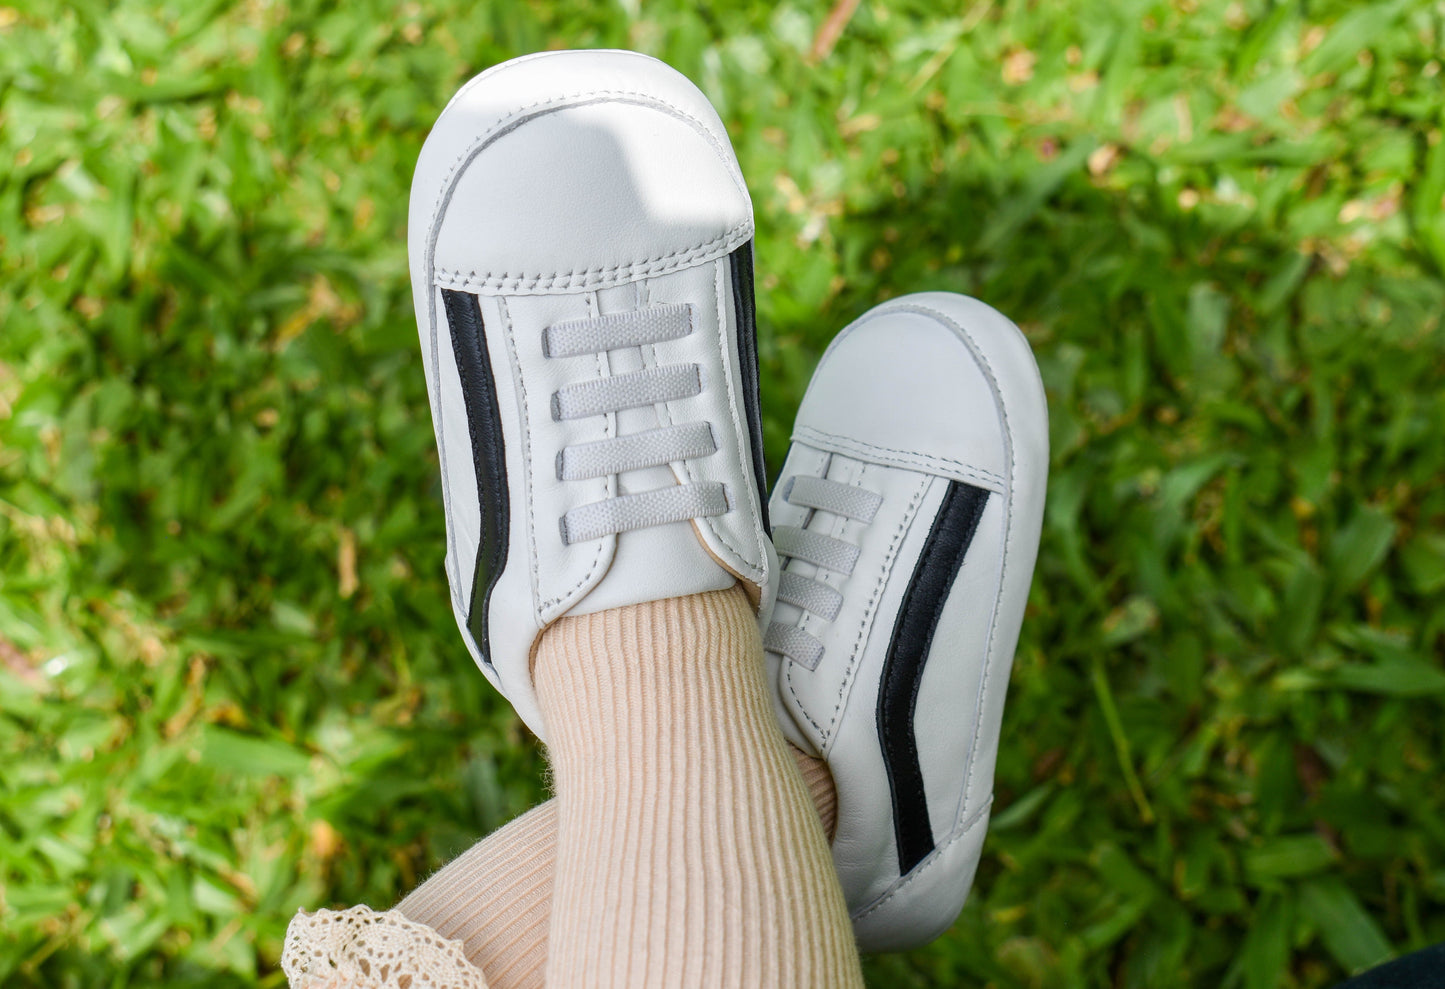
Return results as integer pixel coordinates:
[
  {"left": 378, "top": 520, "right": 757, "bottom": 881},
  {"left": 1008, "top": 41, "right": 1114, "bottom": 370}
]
[
  {"left": 639, "top": 286, "right": 683, "bottom": 482},
  {"left": 839, "top": 298, "right": 1024, "bottom": 847},
  {"left": 850, "top": 797, "right": 993, "bottom": 923},
  {"left": 421, "top": 86, "right": 752, "bottom": 458},
  {"left": 417, "top": 72, "right": 757, "bottom": 719},
  {"left": 771, "top": 447, "right": 830, "bottom": 721},
  {"left": 429, "top": 289, "right": 458, "bottom": 607},
  {"left": 815, "top": 461, "right": 856, "bottom": 639},
  {"left": 886, "top": 302, "right": 1018, "bottom": 818},
  {"left": 793, "top": 425, "right": 1005, "bottom": 490},
  {"left": 810, "top": 300, "right": 1029, "bottom": 829},
  {"left": 499, "top": 296, "right": 606, "bottom": 614},
  {"left": 426, "top": 88, "right": 750, "bottom": 306},
  {"left": 649, "top": 263, "right": 761, "bottom": 581},
  {"left": 434, "top": 224, "right": 752, "bottom": 293},
  {"left": 712, "top": 255, "right": 768, "bottom": 576},
  {"left": 440, "top": 50, "right": 682, "bottom": 121},
  {"left": 682, "top": 258, "right": 765, "bottom": 582},
  {"left": 428, "top": 87, "right": 748, "bottom": 244},
  {"left": 438, "top": 49, "right": 606, "bottom": 115},
  {"left": 495, "top": 296, "right": 540, "bottom": 612},
  {"left": 835, "top": 472, "right": 929, "bottom": 745},
  {"left": 787, "top": 470, "right": 928, "bottom": 746},
  {"left": 596, "top": 291, "right": 621, "bottom": 554},
  {"left": 768, "top": 451, "right": 826, "bottom": 670}
]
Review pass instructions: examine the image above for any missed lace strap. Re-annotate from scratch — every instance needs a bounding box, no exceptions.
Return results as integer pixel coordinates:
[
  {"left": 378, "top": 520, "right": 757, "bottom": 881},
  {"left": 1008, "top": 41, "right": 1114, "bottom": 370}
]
[
  {"left": 561, "top": 482, "right": 727, "bottom": 544},
  {"left": 544, "top": 303, "right": 693, "bottom": 357},
  {"left": 784, "top": 475, "right": 882, "bottom": 522}
]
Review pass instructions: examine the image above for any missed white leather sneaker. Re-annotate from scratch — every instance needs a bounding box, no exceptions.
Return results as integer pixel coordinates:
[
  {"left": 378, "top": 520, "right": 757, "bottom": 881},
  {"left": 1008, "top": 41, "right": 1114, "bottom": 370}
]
[
  {"left": 765, "top": 293, "right": 1048, "bottom": 952},
  {"left": 408, "top": 50, "right": 776, "bottom": 743}
]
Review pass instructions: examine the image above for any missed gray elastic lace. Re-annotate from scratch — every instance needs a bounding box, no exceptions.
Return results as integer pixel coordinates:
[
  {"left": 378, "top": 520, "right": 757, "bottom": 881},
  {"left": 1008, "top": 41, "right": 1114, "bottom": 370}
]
[
  {"left": 764, "top": 475, "right": 882, "bottom": 669},
  {"left": 547, "top": 304, "right": 727, "bottom": 545}
]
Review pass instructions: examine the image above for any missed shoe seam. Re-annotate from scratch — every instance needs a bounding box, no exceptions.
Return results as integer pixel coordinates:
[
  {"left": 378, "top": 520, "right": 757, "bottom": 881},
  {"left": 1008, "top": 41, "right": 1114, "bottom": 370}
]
[
  {"left": 698, "top": 257, "right": 768, "bottom": 579},
  {"left": 792, "top": 425, "right": 1005, "bottom": 491},
  {"left": 817, "top": 298, "right": 1024, "bottom": 836},
  {"left": 420, "top": 86, "right": 746, "bottom": 604},
  {"left": 648, "top": 260, "right": 765, "bottom": 584},
  {"left": 429, "top": 86, "right": 746, "bottom": 225},
  {"left": 498, "top": 296, "right": 607, "bottom": 615},
  {"left": 419, "top": 88, "right": 752, "bottom": 454},
  {"left": 787, "top": 470, "right": 929, "bottom": 746},
  {"left": 434, "top": 224, "right": 752, "bottom": 294},
  {"left": 429, "top": 290, "right": 460, "bottom": 617},
  {"left": 850, "top": 796, "right": 993, "bottom": 923},
  {"left": 899, "top": 303, "right": 1019, "bottom": 821},
  {"left": 425, "top": 87, "right": 750, "bottom": 295},
  {"left": 441, "top": 50, "right": 680, "bottom": 119}
]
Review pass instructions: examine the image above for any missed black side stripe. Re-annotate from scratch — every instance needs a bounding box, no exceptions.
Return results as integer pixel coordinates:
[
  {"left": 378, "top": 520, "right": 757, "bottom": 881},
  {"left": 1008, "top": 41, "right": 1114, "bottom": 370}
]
[
  {"left": 878, "top": 481, "right": 990, "bottom": 874},
  {"left": 441, "top": 289, "right": 509, "bottom": 668},
  {"left": 728, "top": 241, "right": 770, "bottom": 534}
]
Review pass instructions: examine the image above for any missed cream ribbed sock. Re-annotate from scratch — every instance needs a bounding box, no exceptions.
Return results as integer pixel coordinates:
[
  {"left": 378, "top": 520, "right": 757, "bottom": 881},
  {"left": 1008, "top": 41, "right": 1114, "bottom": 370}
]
[
  {"left": 398, "top": 587, "right": 854, "bottom": 989},
  {"left": 534, "top": 585, "right": 862, "bottom": 989},
  {"left": 398, "top": 746, "right": 837, "bottom": 989},
  {"left": 397, "top": 801, "right": 555, "bottom": 989}
]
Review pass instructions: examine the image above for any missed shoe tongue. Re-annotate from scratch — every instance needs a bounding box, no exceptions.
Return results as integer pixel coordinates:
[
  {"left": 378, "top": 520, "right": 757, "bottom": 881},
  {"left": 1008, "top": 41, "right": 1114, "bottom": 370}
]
[
  {"left": 572, "top": 515, "right": 736, "bottom": 617},
  {"left": 568, "top": 380, "right": 735, "bottom": 618}
]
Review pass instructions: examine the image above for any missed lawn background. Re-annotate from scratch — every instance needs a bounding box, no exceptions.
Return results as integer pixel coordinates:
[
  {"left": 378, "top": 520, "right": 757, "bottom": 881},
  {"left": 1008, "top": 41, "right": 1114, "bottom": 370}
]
[{"left": 3, "top": 0, "right": 1444, "bottom": 986}]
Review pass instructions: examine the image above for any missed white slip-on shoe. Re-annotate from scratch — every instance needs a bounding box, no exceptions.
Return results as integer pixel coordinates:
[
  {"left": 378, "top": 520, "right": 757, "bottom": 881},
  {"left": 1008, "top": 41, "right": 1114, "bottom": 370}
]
[
  {"left": 408, "top": 50, "right": 776, "bottom": 743},
  {"left": 765, "top": 292, "right": 1048, "bottom": 952}
]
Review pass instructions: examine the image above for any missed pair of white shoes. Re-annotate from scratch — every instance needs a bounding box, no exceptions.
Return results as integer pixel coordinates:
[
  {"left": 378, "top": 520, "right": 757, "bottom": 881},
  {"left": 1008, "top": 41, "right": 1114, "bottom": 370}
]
[{"left": 407, "top": 50, "right": 1048, "bottom": 953}]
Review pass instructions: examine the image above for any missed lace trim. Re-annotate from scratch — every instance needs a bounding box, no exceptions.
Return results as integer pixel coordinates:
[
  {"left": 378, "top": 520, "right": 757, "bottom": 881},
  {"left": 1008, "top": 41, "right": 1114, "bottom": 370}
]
[{"left": 282, "top": 905, "right": 489, "bottom": 989}]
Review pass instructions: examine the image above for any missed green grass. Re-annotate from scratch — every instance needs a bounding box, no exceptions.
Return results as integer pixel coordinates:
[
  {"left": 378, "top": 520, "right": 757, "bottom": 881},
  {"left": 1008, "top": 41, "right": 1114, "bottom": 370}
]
[{"left": 3, "top": 0, "right": 1444, "bottom": 986}]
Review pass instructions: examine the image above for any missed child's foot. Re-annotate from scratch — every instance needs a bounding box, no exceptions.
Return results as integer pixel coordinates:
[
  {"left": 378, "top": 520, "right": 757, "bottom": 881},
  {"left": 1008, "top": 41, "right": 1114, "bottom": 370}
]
[
  {"left": 407, "top": 49, "right": 776, "bottom": 742},
  {"left": 765, "top": 292, "right": 1048, "bottom": 951}
]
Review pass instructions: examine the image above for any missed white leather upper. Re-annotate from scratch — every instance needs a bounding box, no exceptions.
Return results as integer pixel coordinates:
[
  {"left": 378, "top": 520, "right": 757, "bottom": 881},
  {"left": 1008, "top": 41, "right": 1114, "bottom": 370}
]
[
  {"left": 413, "top": 50, "right": 753, "bottom": 295},
  {"left": 432, "top": 102, "right": 752, "bottom": 295},
  {"left": 410, "top": 51, "right": 774, "bottom": 742},
  {"left": 790, "top": 306, "right": 1012, "bottom": 488},
  {"left": 769, "top": 293, "right": 1048, "bottom": 951}
]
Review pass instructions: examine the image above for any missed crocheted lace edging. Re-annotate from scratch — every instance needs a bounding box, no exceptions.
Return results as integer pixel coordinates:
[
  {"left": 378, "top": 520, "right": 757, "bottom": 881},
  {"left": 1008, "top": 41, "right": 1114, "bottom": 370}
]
[{"left": 282, "top": 904, "right": 489, "bottom": 989}]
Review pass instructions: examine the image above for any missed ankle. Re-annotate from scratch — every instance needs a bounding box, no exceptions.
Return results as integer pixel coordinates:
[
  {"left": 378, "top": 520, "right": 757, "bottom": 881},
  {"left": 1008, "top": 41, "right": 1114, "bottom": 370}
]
[
  {"left": 789, "top": 743, "right": 839, "bottom": 842},
  {"left": 533, "top": 586, "right": 761, "bottom": 770}
]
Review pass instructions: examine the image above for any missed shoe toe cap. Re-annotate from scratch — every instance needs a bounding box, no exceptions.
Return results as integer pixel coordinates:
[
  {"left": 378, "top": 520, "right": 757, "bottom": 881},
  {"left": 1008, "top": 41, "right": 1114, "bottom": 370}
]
[
  {"left": 414, "top": 50, "right": 753, "bottom": 296},
  {"left": 794, "top": 292, "right": 1046, "bottom": 486}
]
